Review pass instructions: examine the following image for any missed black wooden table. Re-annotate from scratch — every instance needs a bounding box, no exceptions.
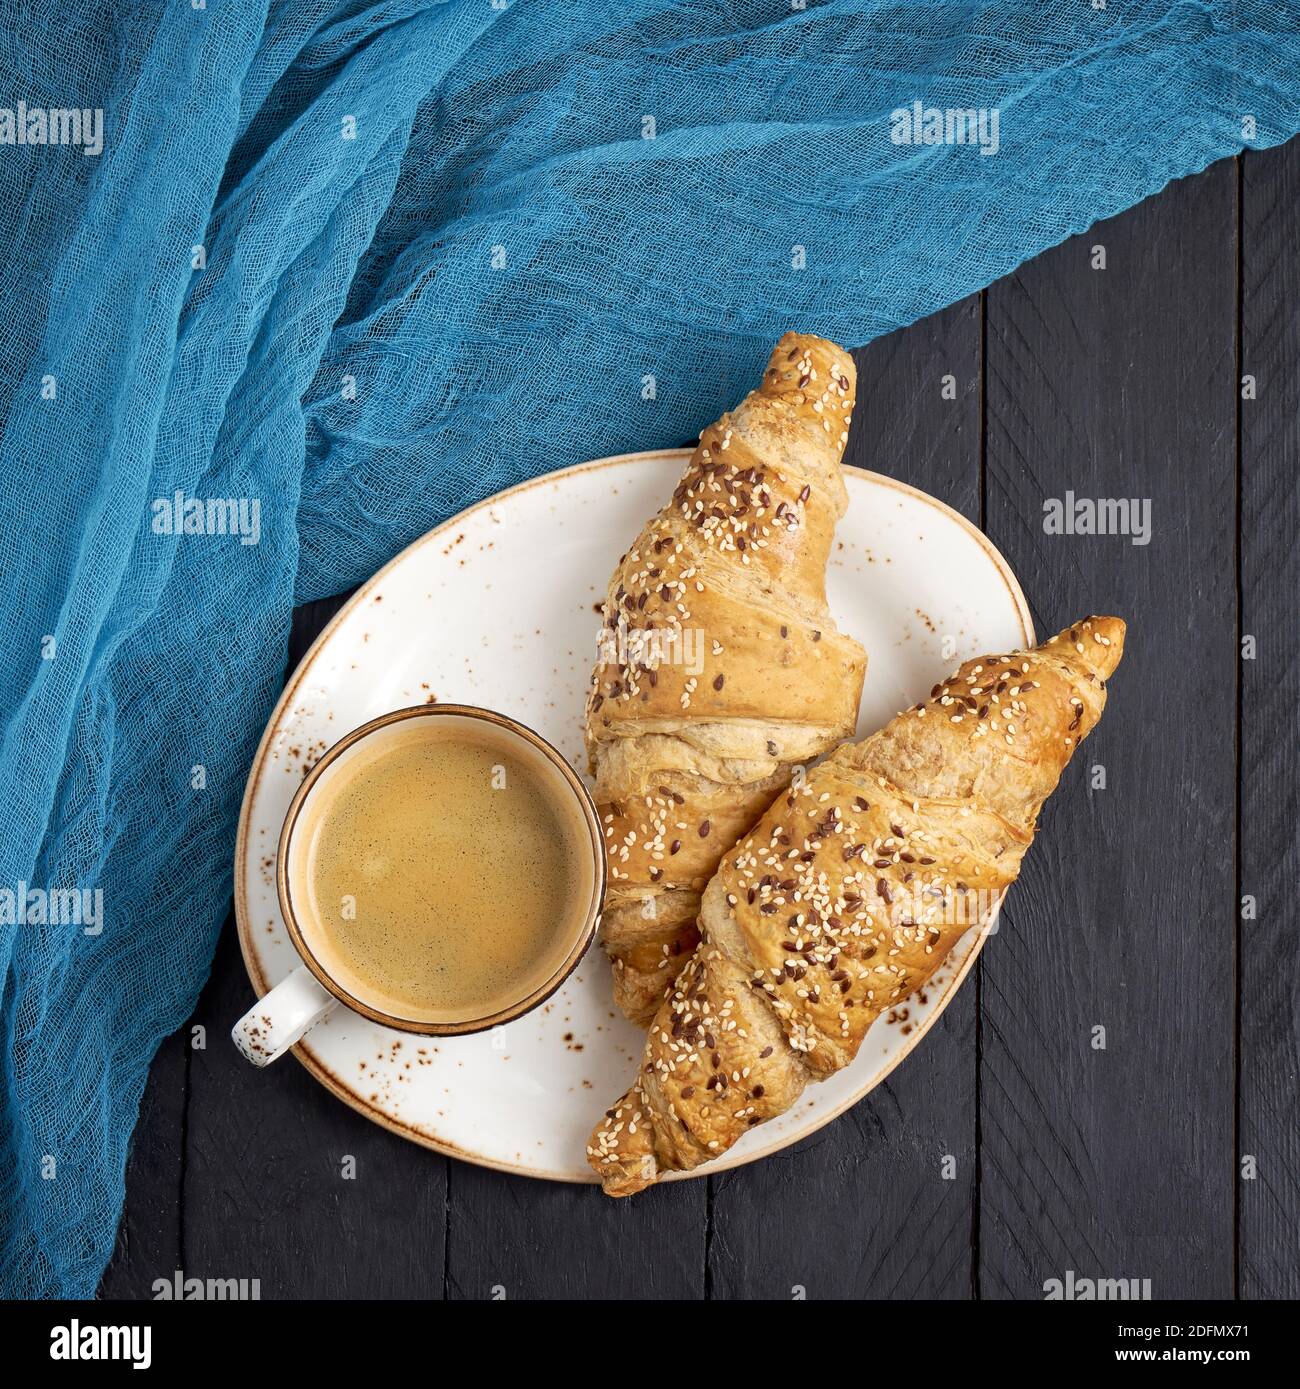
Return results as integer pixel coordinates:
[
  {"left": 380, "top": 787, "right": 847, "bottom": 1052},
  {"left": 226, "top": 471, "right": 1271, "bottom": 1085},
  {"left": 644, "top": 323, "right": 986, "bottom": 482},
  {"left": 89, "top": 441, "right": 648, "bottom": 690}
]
[{"left": 99, "top": 142, "right": 1299, "bottom": 1301}]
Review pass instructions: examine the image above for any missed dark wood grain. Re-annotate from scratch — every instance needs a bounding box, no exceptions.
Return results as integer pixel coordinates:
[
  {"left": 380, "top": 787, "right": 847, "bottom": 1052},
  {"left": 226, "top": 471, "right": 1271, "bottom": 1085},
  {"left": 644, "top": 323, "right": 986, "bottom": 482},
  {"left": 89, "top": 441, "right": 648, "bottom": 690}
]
[
  {"left": 182, "top": 915, "right": 448, "bottom": 1299},
  {"left": 446, "top": 1166, "right": 704, "bottom": 1299},
  {"left": 97, "top": 1030, "right": 188, "bottom": 1298},
  {"left": 1239, "top": 140, "right": 1300, "bottom": 1301},
  {"left": 99, "top": 147, "right": 1300, "bottom": 1302},
  {"left": 979, "top": 161, "right": 1237, "bottom": 1298},
  {"left": 707, "top": 297, "right": 983, "bottom": 1300}
]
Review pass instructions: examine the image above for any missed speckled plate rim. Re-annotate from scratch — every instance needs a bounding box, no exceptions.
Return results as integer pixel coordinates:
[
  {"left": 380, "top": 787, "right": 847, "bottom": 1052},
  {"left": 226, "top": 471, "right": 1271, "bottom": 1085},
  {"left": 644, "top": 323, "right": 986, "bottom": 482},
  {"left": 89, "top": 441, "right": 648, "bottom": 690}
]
[{"left": 233, "top": 449, "right": 1034, "bottom": 1183}]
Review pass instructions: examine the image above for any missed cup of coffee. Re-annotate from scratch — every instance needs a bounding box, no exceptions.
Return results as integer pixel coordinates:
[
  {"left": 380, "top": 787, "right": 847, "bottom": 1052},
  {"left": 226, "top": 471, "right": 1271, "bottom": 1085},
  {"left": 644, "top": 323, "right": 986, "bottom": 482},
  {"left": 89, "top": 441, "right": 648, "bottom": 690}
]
[{"left": 232, "top": 704, "right": 606, "bottom": 1066}]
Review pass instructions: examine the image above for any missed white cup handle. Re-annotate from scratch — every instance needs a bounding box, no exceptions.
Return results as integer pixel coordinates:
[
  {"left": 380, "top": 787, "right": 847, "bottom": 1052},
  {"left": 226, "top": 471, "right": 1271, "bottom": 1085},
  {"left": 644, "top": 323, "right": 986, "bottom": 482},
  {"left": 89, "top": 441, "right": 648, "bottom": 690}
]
[{"left": 232, "top": 965, "right": 337, "bottom": 1067}]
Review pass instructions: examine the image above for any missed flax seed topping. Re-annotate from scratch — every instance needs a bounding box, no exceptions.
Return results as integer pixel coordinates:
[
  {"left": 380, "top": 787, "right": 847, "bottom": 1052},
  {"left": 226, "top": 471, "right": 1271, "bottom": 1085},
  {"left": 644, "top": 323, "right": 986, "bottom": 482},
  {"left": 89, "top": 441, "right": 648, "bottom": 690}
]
[
  {"left": 584, "top": 333, "right": 871, "bottom": 1051},
  {"left": 589, "top": 615, "right": 1125, "bottom": 1192}
]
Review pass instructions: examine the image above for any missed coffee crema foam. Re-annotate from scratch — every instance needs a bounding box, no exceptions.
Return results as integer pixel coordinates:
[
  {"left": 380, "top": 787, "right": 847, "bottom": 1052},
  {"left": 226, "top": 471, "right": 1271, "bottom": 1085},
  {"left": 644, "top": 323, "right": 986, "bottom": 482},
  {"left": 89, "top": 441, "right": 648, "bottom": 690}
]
[{"left": 289, "top": 717, "right": 591, "bottom": 1024}]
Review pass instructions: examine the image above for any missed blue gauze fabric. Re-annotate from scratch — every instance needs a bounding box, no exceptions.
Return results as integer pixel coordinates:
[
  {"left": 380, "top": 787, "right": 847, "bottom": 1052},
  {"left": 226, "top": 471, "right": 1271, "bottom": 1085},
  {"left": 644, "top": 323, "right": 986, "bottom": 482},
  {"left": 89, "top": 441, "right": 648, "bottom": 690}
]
[{"left": 1, "top": 0, "right": 1297, "bottom": 1297}]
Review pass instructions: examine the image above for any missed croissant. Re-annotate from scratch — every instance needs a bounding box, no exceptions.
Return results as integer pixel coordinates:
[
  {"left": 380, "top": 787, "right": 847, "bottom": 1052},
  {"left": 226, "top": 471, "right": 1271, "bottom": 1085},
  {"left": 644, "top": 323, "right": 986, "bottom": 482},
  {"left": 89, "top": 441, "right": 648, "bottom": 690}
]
[
  {"left": 585, "top": 333, "right": 868, "bottom": 1026},
  {"left": 588, "top": 615, "right": 1126, "bottom": 1194}
]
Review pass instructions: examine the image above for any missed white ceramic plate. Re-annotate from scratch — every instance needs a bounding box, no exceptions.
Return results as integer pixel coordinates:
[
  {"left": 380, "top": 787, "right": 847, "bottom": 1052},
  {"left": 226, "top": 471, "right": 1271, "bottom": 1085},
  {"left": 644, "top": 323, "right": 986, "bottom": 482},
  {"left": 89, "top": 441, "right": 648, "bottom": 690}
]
[{"left": 234, "top": 451, "right": 1032, "bottom": 1181}]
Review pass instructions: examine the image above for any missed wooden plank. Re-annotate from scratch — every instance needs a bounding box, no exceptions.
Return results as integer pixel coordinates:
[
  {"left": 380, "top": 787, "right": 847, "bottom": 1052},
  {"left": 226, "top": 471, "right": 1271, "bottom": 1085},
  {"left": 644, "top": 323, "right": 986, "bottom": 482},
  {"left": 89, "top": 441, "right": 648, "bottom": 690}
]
[
  {"left": 97, "top": 1030, "right": 188, "bottom": 1298},
  {"left": 979, "top": 163, "right": 1237, "bottom": 1297},
  {"left": 707, "top": 297, "right": 983, "bottom": 1298},
  {"left": 446, "top": 1167, "right": 704, "bottom": 1299},
  {"left": 183, "top": 914, "right": 448, "bottom": 1298},
  {"left": 1239, "top": 139, "right": 1300, "bottom": 1301}
]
